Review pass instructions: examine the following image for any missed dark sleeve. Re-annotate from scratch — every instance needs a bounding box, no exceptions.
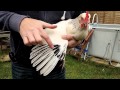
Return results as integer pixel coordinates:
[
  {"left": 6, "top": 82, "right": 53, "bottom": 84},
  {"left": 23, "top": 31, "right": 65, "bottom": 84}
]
[
  {"left": 0, "top": 11, "right": 28, "bottom": 32},
  {"left": 72, "top": 11, "right": 86, "bottom": 18}
]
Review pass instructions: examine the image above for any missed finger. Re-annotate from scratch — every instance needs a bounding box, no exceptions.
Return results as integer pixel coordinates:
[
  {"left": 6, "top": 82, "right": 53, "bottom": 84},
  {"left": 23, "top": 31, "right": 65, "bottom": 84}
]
[
  {"left": 40, "top": 30, "right": 54, "bottom": 49},
  {"left": 68, "top": 40, "right": 78, "bottom": 48},
  {"left": 32, "top": 29, "right": 43, "bottom": 44},
  {"left": 22, "top": 36, "right": 31, "bottom": 46},
  {"left": 27, "top": 31, "right": 37, "bottom": 45},
  {"left": 62, "top": 34, "right": 74, "bottom": 41},
  {"left": 41, "top": 21, "right": 57, "bottom": 29}
]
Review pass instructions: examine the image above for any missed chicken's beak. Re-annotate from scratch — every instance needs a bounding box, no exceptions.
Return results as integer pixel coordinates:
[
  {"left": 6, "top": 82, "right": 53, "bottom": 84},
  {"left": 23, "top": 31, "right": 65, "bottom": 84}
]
[
  {"left": 80, "top": 17, "right": 88, "bottom": 29},
  {"left": 81, "top": 23, "right": 87, "bottom": 29}
]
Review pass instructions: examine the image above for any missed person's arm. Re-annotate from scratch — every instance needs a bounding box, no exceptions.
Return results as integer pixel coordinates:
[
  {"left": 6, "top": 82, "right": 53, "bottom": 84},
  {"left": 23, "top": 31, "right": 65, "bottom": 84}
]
[
  {"left": 0, "top": 11, "right": 28, "bottom": 32},
  {"left": 0, "top": 11, "right": 56, "bottom": 49}
]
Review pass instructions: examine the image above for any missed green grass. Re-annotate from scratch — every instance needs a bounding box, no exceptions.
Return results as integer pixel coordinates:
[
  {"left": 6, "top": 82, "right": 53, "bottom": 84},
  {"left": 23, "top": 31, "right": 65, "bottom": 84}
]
[
  {"left": 0, "top": 61, "right": 12, "bottom": 79},
  {"left": 0, "top": 49, "right": 12, "bottom": 79},
  {"left": 65, "top": 55, "right": 120, "bottom": 79},
  {"left": 1, "top": 49, "right": 120, "bottom": 79}
]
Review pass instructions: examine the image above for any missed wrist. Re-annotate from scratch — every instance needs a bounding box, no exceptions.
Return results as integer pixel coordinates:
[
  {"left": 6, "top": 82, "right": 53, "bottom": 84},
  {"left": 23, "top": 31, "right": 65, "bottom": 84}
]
[{"left": 9, "top": 14, "right": 29, "bottom": 32}]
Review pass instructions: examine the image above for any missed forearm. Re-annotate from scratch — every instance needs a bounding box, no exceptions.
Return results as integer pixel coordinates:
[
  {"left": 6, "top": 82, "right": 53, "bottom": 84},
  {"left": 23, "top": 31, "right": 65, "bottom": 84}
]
[{"left": 0, "top": 11, "right": 28, "bottom": 32}]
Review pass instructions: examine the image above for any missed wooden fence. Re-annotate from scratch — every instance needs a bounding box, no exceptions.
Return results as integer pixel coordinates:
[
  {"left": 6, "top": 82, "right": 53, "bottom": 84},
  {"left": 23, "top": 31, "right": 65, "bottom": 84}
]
[{"left": 89, "top": 11, "right": 120, "bottom": 24}]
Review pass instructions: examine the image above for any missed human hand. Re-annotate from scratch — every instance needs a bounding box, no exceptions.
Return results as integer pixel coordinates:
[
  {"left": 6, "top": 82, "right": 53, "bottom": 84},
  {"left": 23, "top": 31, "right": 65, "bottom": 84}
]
[
  {"left": 19, "top": 18, "right": 57, "bottom": 49},
  {"left": 62, "top": 34, "right": 80, "bottom": 48}
]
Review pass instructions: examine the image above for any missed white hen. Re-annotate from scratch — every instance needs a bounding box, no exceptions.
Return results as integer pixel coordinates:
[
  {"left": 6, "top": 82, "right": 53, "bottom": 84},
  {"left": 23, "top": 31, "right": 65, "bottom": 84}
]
[{"left": 29, "top": 11, "right": 91, "bottom": 76}]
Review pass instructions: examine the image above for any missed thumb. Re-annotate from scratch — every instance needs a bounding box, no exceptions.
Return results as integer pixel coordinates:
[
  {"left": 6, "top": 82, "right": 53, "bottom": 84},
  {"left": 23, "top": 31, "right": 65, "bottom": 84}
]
[
  {"left": 62, "top": 34, "right": 74, "bottom": 41},
  {"left": 41, "top": 21, "right": 57, "bottom": 29}
]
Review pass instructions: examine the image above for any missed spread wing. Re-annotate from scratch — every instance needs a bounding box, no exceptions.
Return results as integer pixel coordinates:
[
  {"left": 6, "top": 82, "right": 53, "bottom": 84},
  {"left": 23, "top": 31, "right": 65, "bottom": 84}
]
[{"left": 30, "top": 43, "right": 68, "bottom": 76}]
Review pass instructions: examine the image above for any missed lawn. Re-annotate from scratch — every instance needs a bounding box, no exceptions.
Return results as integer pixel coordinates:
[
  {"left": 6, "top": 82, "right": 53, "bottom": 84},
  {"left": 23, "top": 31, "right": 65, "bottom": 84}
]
[
  {"left": 65, "top": 55, "right": 120, "bottom": 79},
  {"left": 0, "top": 61, "right": 12, "bottom": 79},
  {"left": 0, "top": 49, "right": 12, "bottom": 79},
  {"left": 0, "top": 49, "right": 120, "bottom": 79}
]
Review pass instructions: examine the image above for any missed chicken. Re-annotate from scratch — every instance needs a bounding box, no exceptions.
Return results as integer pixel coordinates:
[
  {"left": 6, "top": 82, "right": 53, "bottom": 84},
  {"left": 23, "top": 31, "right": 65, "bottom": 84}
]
[{"left": 29, "top": 11, "right": 91, "bottom": 76}]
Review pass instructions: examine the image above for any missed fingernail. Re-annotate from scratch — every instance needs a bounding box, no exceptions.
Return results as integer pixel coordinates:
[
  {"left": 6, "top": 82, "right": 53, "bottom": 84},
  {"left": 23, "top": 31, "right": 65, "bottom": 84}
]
[
  {"left": 52, "top": 24, "right": 57, "bottom": 26},
  {"left": 51, "top": 45, "right": 54, "bottom": 49}
]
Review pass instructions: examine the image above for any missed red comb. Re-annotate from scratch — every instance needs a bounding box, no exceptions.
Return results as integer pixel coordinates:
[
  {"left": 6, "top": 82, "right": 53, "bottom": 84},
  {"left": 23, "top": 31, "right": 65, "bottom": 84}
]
[
  {"left": 84, "top": 11, "right": 89, "bottom": 22},
  {"left": 81, "top": 11, "right": 89, "bottom": 28}
]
